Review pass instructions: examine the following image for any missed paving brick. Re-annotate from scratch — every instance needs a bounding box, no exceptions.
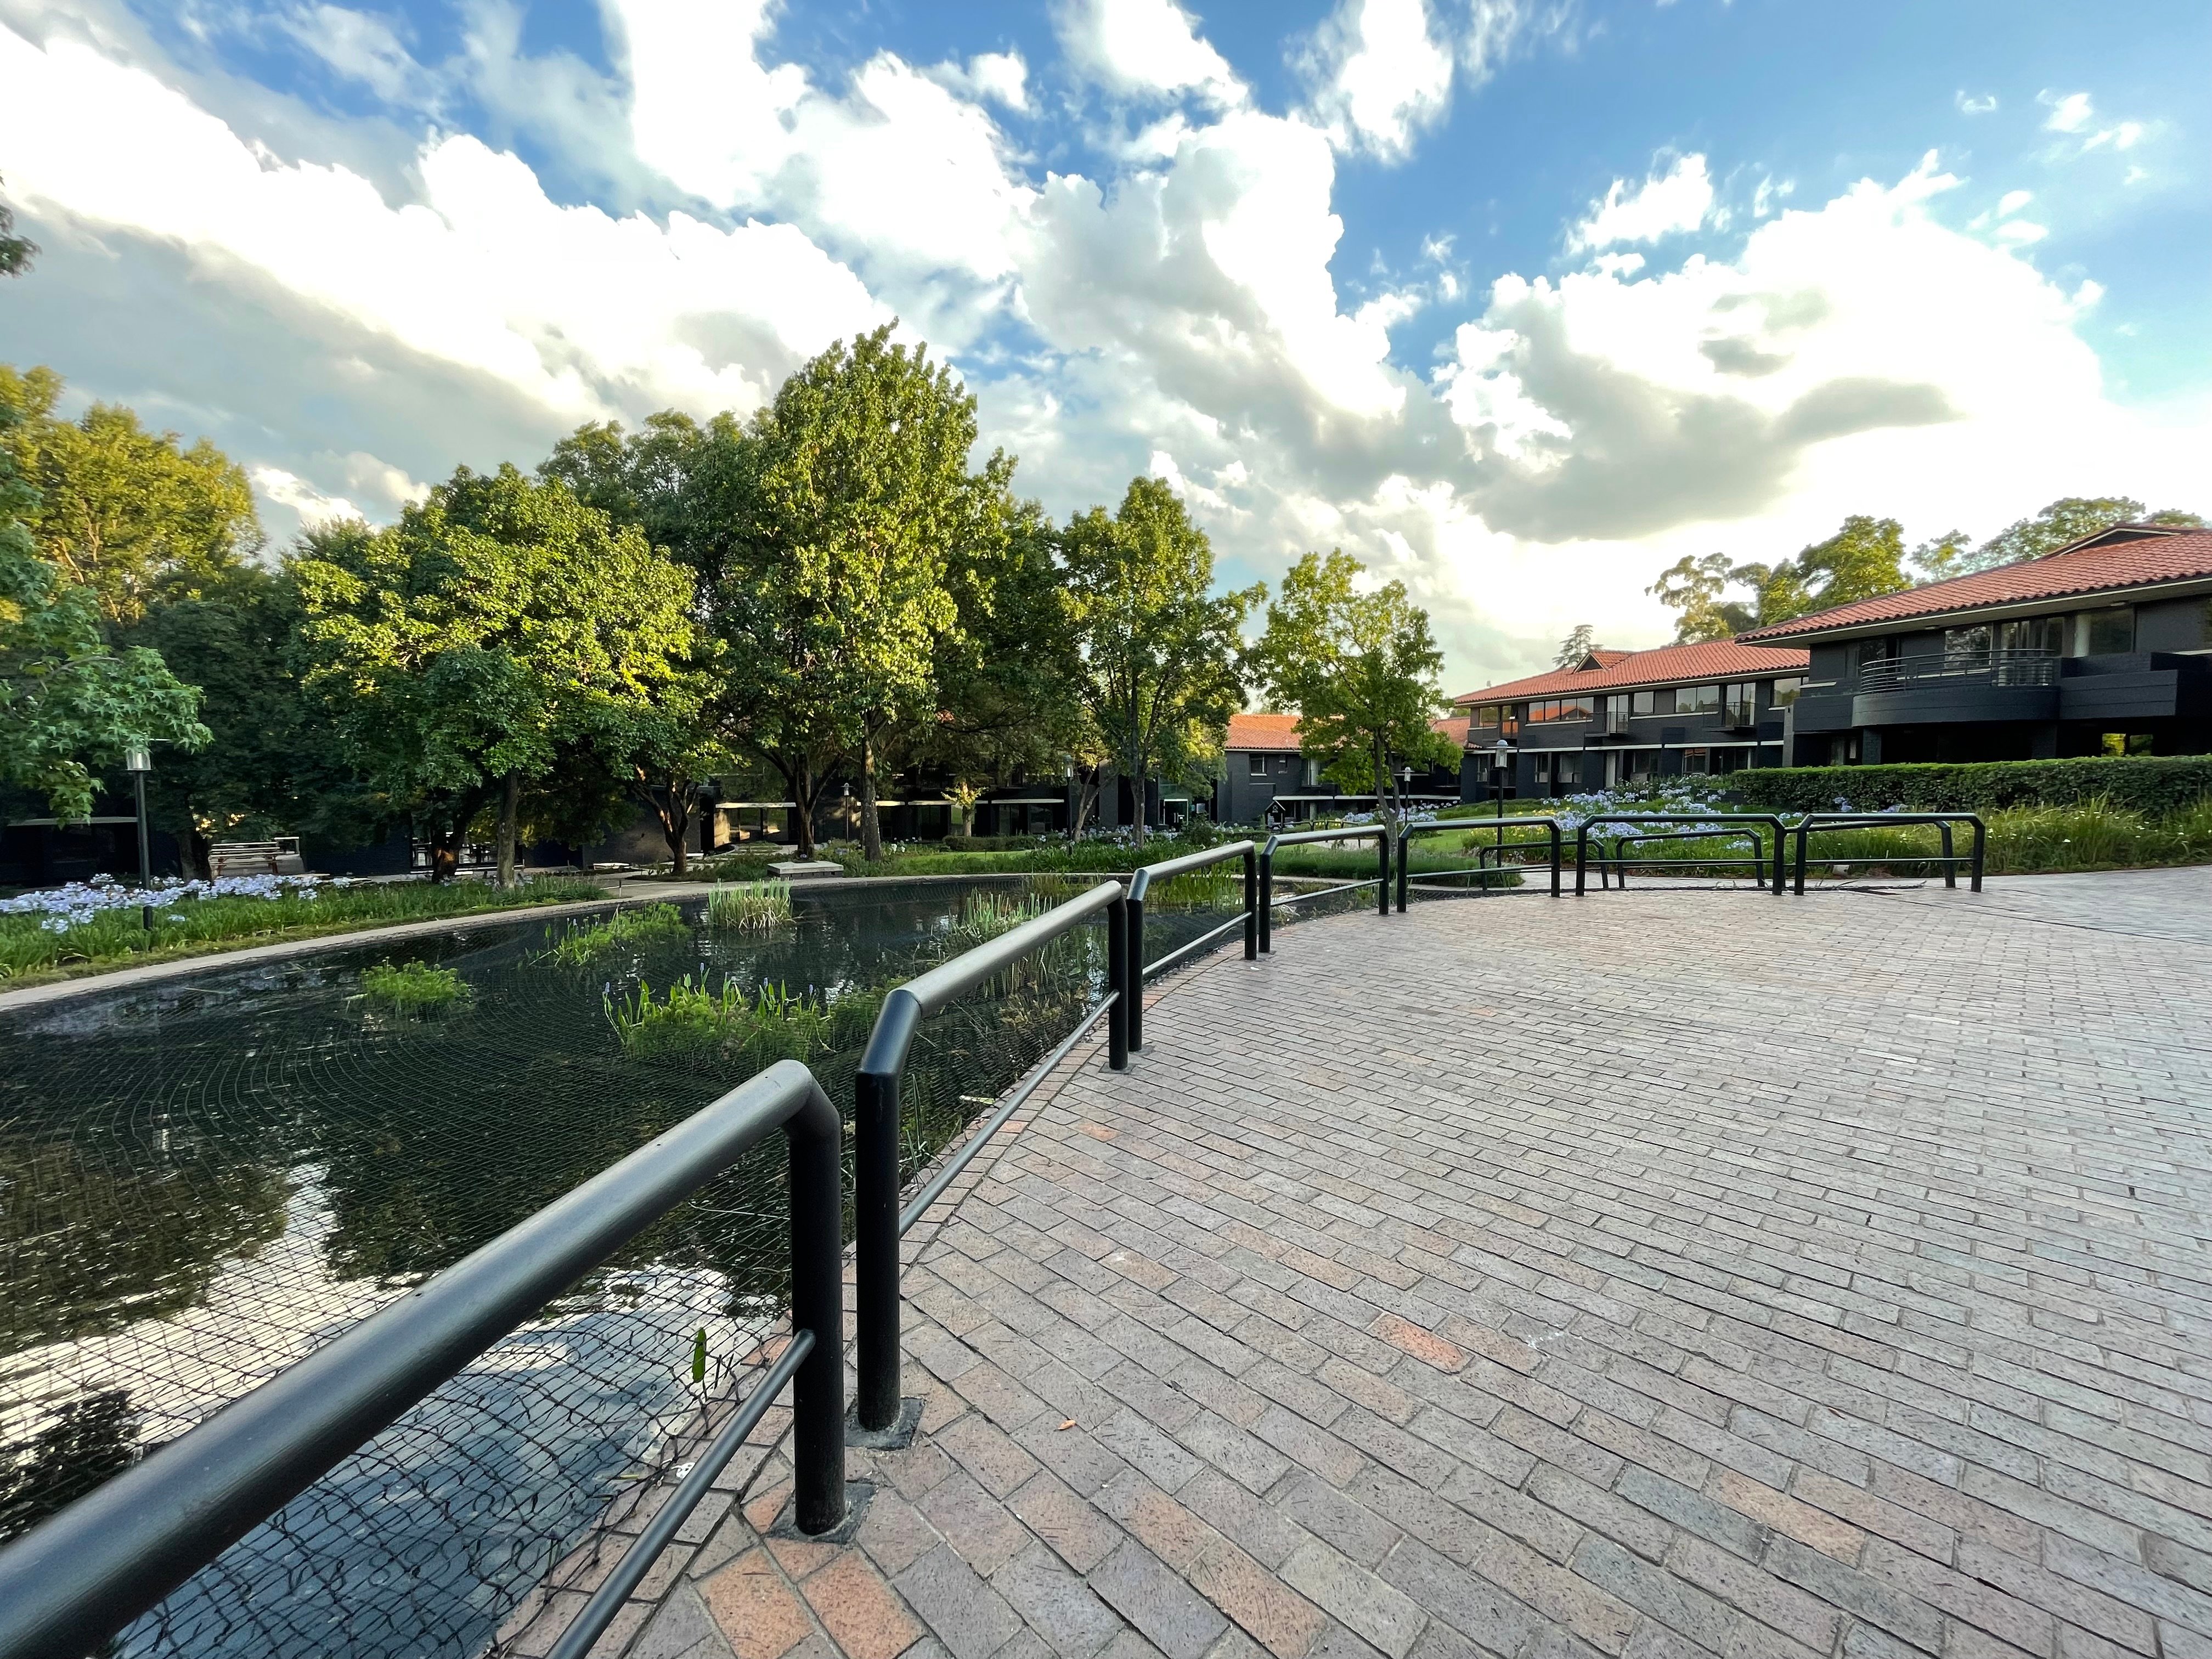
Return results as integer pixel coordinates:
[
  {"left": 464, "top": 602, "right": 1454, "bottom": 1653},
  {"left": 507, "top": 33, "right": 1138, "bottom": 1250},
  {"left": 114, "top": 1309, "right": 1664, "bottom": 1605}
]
[
  {"left": 802, "top": 1554, "right": 927, "bottom": 1659},
  {"left": 1090, "top": 1539, "right": 1233, "bottom": 1659},
  {"left": 1281, "top": 1541, "right": 1429, "bottom": 1659},
  {"left": 699, "top": 1550, "right": 816, "bottom": 1659},
  {"left": 1189, "top": 1541, "right": 1331, "bottom": 1659},
  {"left": 894, "top": 1543, "right": 1026, "bottom": 1659},
  {"left": 993, "top": 1543, "right": 1126, "bottom": 1657},
  {"left": 1011, "top": 1472, "right": 1127, "bottom": 1574}
]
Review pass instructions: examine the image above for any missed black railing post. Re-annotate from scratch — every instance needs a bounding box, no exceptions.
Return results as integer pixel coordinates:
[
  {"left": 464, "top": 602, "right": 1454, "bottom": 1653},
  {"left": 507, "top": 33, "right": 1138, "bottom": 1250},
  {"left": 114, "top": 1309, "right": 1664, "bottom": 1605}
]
[
  {"left": 1395, "top": 827, "right": 1409, "bottom": 913},
  {"left": 1575, "top": 825, "right": 1590, "bottom": 895},
  {"left": 1242, "top": 847, "right": 1258, "bottom": 958},
  {"left": 1376, "top": 826, "right": 1391, "bottom": 917},
  {"left": 1259, "top": 837, "right": 1276, "bottom": 952},
  {"left": 1970, "top": 816, "right": 1985, "bottom": 891},
  {"left": 1547, "top": 822, "right": 1562, "bottom": 896},
  {"left": 1793, "top": 820, "right": 1808, "bottom": 895},
  {"left": 787, "top": 1084, "right": 847, "bottom": 1535},
  {"left": 1939, "top": 821, "right": 1955, "bottom": 889},
  {"left": 1126, "top": 874, "right": 1148, "bottom": 1053},
  {"left": 853, "top": 991, "right": 920, "bottom": 1434},
  {"left": 1107, "top": 895, "right": 1131, "bottom": 1069}
]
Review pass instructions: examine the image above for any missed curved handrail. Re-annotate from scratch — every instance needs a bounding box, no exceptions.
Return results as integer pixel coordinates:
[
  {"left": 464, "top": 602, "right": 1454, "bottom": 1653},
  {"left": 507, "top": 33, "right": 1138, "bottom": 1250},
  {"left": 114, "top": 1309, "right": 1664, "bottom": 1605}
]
[
  {"left": 0, "top": 1060, "right": 849, "bottom": 1659},
  {"left": 1257, "top": 825, "right": 1391, "bottom": 952},
  {"left": 1790, "top": 812, "right": 1985, "bottom": 894},
  {"left": 1595, "top": 827, "right": 1768, "bottom": 891},
  {"left": 1395, "top": 817, "right": 1562, "bottom": 909},
  {"left": 1572, "top": 814, "right": 1788, "bottom": 897},
  {"left": 853, "top": 878, "right": 1132, "bottom": 1432},
  {"left": 1123, "top": 841, "right": 1259, "bottom": 1051}
]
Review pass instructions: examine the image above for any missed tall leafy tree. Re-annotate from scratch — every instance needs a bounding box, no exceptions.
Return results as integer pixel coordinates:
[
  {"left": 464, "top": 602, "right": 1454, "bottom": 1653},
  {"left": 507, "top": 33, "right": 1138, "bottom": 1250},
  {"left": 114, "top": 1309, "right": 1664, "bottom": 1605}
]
[
  {"left": 1061, "top": 478, "right": 1257, "bottom": 848},
  {"left": 292, "top": 466, "right": 696, "bottom": 883},
  {"left": 0, "top": 365, "right": 261, "bottom": 624},
  {"left": 0, "top": 398, "right": 207, "bottom": 820},
  {"left": 727, "top": 326, "right": 1001, "bottom": 860},
  {"left": 0, "top": 177, "right": 35, "bottom": 279},
  {"left": 1554, "top": 623, "right": 1598, "bottom": 669},
  {"left": 1651, "top": 515, "right": 1914, "bottom": 640},
  {"left": 1911, "top": 496, "right": 2207, "bottom": 581},
  {"left": 1256, "top": 551, "right": 1457, "bottom": 821}
]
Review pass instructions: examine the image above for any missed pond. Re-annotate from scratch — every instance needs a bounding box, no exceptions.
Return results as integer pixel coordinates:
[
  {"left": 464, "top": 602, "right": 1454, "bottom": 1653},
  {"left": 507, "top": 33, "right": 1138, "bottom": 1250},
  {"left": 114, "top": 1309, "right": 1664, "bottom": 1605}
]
[{"left": 0, "top": 875, "right": 1239, "bottom": 1658}]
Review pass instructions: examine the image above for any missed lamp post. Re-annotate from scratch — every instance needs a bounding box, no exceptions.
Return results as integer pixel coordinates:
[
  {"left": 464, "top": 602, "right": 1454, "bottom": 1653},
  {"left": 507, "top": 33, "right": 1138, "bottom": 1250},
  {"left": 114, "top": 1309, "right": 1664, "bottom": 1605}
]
[
  {"left": 1490, "top": 737, "right": 1511, "bottom": 853},
  {"left": 124, "top": 742, "right": 153, "bottom": 930}
]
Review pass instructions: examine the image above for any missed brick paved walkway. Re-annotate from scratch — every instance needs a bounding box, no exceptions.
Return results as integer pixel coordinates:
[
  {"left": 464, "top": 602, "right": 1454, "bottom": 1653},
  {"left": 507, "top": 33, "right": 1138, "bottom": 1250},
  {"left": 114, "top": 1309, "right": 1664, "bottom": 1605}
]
[{"left": 521, "top": 874, "right": 2212, "bottom": 1659}]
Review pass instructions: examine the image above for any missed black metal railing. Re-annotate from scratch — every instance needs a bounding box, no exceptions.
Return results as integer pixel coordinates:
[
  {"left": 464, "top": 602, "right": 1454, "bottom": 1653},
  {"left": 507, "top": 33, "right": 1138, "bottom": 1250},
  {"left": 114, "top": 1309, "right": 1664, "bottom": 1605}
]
[
  {"left": 0, "top": 1060, "right": 849, "bottom": 1659},
  {"left": 1589, "top": 827, "right": 1772, "bottom": 891},
  {"left": 852, "top": 879, "right": 1133, "bottom": 1434},
  {"left": 1791, "top": 812, "right": 1985, "bottom": 894},
  {"left": 1395, "top": 817, "right": 1562, "bottom": 909},
  {"left": 1573, "top": 814, "right": 1788, "bottom": 896},
  {"left": 1858, "top": 648, "right": 2058, "bottom": 692},
  {"left": 1124, "top": 841, "right": 1259, "bottom": 1051},
  {"left": 1258, "top": 825, "right": 1391, "bottom": 952}
]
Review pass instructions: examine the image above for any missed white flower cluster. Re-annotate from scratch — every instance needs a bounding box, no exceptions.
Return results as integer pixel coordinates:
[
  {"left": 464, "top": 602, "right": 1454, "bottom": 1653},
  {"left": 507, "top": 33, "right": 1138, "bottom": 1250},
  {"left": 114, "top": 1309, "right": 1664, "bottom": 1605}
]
[{"left": 0, "top": 871, "right": 347, "bottom": 933}]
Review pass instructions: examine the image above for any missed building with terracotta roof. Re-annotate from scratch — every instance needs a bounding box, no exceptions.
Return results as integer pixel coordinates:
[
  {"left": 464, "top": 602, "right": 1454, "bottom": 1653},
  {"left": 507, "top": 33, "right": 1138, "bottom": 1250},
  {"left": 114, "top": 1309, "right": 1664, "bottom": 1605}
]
[
  {"left": 1735, "top": 522, "right": 2212, "bottom": 765},
  {"left": 1451, "top": 641, "right": 1812, "bottom": 797},
  {"left": 1214, "top": 711, "right": 1465, "bottom": 823}
]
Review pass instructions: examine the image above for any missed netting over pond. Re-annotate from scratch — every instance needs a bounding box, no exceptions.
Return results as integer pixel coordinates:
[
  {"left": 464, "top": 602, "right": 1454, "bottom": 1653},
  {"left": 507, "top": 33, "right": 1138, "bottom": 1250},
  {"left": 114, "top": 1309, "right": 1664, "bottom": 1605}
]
[{"left": 0, "top": 873, "right": 1351, "bottom": 1659}]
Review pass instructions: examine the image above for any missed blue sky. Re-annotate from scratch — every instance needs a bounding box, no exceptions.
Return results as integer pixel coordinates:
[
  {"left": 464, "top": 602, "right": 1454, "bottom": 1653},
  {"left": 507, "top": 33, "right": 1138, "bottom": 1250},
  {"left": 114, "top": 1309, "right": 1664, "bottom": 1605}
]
[{"left": 1, "top": 0, "right": 2204, "bottom": 690}]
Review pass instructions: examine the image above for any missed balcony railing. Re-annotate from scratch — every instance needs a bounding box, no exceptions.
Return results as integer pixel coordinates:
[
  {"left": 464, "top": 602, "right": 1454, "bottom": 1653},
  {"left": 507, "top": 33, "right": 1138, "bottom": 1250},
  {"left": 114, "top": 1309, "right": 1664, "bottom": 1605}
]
[
  {"left": 1858, "top": 648, "right": 2059, "bottom": 692},
  {"left": 1602, "top": 709, "right": 1629, "bottom": 736}
]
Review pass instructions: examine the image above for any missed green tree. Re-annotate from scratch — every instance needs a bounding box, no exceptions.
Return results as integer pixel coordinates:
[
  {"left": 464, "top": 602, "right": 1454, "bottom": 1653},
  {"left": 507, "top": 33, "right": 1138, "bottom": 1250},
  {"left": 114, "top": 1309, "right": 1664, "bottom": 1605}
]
[
  {"left": 0, "top": 402, "right": 208, "bottom": 821},
  {"left": 292, "top": 466, "right": 697, "bottom": 883},
  {"left": 0, "top": 365, "right": 261, "bottom": 624},
  {"left": 0, "top": 177, "right": 35, "bottom": 279},
  {"left": 1256, "top": 551, "right": 1456, "bottom": 822},
  {"left": 1553, "top": 623, "right": 1599, "bottom": 669},
  {"left": 1651, "top": 515, "right": 1913, "bottom": 639},
  {"left": 1912, "top": 496, "right": 2207, "bottom": 581},
  {"left": 1061, "top": 478, "right": 1258, "bottom": 848}
]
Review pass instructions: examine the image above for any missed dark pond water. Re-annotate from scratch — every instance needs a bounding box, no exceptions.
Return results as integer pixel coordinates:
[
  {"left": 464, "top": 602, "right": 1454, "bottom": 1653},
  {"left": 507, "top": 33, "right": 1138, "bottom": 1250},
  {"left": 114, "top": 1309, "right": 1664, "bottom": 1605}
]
[{"left": 0, "top": 876, "right": 1231, "bottom": 1658}]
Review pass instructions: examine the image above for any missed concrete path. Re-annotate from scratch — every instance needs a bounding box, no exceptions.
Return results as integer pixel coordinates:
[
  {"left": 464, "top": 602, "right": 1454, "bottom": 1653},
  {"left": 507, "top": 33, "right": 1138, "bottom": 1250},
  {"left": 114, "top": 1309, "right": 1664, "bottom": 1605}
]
[{"left": 504, "top": 873, "right": 2212, "bottom": 1659}]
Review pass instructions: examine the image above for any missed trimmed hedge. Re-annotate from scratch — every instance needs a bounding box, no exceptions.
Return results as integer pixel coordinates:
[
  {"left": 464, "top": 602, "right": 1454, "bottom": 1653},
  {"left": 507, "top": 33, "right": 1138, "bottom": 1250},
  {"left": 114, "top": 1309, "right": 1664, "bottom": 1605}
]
[
  {"left": 1724, "top": 755, "right": 2212, "bottom": 815},
  {"left": 940, "top": 834, "right": 1046, "bottom": 853}
]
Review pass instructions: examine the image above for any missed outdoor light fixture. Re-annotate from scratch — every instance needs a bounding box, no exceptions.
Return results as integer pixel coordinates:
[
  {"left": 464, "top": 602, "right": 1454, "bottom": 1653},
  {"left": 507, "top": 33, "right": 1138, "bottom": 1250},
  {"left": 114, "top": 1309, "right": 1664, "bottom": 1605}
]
[
  {"left": 124, "top": 741, "right": 154, "bottom": 929},
  {"left": 1491, "top": 738, "right": 1511, "bottom": 770}
]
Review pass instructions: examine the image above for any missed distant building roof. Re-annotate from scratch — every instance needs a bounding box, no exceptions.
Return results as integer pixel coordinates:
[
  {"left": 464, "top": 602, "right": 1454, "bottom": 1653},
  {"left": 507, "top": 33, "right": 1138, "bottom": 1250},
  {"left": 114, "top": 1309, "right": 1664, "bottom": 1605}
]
[
  {"left": 1738, "top": 523, "right": 2212, "bottom": 641},
  {"left": 1452, "top": 639, "right": 1811, "bottom": 706},
  {"left": 1224, "top": 712, "right": 1304, "bottom": 751},
  {"left": 1431, "top": 713, "right": 1473, "bottom": 748}
]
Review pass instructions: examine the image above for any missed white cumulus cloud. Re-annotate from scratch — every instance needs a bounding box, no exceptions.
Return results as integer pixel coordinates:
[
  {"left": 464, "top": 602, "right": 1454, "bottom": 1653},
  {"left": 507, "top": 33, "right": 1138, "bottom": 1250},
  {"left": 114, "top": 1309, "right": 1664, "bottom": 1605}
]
[
  {"left": 1568, "top": 153, "right": 1714, "bottom": 250},
  {"left": 1053, "top": 0, "right": 1245, "bottom": 106},
  {"left": 1301, "top": 0, "right": 1456, "bottom": 161}
]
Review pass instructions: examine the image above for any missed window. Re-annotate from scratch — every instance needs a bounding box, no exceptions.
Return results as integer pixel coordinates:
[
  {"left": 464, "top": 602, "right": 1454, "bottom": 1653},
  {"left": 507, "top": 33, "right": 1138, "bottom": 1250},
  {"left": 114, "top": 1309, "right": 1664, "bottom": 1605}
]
[
  {"left": 1631, "top": 689, "right": 1672, "bottom": 716},
  {"left": 1724, "top": 682, "right": 1757, "bottom": 725},
  {"left": 2102, "top": 733, "right": 2155, "bottom": 756},
  {"left": 1683, "top": 748, "right": 1712, "bottom": 775},
  {"left": 1998, "top": 616, "right": 2064, "bottom": 657},
  {"left": 1675, "top": 684, "right": 1720, "bottom": 716},
  {"left": 1944, "top": 625, "right": 1991, "bottom": 665},
  {"left": 1769, "top": 677, "right": 1803, "bottom": 708},
  {"left": 1301, "top": 758, "right": 1318, "bottom": 787},
  {"left": 1859, "top": 638, "right": 1899, "bottom": 674},
  {"left": 1472, "top": 703, "right": 1505, "bottom": 727},
  {"left": 1247, "top": 753, "right": 1269, "bottom": 776},
  {"left": 1527, "top": 696, "right": 1593, "bottom": 724},
  {"left": 2076, "top": 607, "right": 2135, "bottom": 656}
]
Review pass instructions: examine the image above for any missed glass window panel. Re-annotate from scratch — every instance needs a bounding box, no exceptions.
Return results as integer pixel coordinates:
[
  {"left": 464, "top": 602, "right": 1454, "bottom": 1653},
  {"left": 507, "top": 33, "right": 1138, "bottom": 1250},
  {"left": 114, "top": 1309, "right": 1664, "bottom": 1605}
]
[
  {"left": 1769, "top": 677, "right": 1803, "bottom": 707},
  {"left": 1676, "top": 684, "right": 1719, "bottom": 715},
  {"left": 1944, "top": 625, "right": 1991, "bottom": 663},
  {"left": 2082, "top": 608, "right": 2135, "bottom": 654}
]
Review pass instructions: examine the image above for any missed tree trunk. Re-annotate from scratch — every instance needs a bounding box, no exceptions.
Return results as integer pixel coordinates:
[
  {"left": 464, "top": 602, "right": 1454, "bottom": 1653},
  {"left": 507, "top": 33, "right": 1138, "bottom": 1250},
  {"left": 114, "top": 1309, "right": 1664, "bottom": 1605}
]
[
  {"left": 664, "top": 795, "right": 691, "bottom": 878},
  {"left": 1128, "top": 733, "right": 1146, "bottom": 850},
  {"left": 496, "top": 768, "right": 521, "bottom": 888},
  {"left": 793, "top": 758, "right": 817, "bottom": 859},
  {"left": 859, "top": 727, "right": 883, "bottom": 862}
]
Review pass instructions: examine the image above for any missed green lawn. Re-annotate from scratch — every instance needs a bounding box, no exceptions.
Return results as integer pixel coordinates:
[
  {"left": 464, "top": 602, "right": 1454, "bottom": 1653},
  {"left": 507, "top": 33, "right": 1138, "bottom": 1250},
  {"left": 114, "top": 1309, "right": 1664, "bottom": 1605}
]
[{"left": 0, "top": 876, "right": 611, "bottom": 988}]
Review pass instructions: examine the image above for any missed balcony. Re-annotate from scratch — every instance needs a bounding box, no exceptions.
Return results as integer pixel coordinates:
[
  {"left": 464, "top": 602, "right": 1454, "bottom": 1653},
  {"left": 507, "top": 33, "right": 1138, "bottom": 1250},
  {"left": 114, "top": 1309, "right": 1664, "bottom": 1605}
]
[
  {"left": 1602, "top": 708, "right": 1629, "bottom": 736},
  {"left": 1722, "top": 698, "right": 1757, "bottom": 730},
  {"left": 1853, "top": 648, "right": 2060, "bottom": 726}
]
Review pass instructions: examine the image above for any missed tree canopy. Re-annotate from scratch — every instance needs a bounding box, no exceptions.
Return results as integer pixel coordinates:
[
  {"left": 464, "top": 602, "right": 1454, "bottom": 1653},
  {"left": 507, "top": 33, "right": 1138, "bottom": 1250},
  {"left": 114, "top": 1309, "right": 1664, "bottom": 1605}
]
[
  {"left": 1256, "top": 550, "right": 1455, "bottom": 817},
  {"left": 291, "top": 465, "right": 697, "bottom": 881},
  {"left": 0, "top": 365, "right": 261, "bottom": 624},
  {"left": 1911, "top": 496, "right": 2208, "bottom": 581},
  {"left": 1554, "top": 623, "right": 1598, "bottom": 669},
  {"left": 1650, "top": 515, "right": 1915, "bottom": 640},
  {"left": 1061, "top": 477, "right": 1258, "bottom": 845},
  {"left": 0, "top": 177, "right": 34, "bottom": 279}
]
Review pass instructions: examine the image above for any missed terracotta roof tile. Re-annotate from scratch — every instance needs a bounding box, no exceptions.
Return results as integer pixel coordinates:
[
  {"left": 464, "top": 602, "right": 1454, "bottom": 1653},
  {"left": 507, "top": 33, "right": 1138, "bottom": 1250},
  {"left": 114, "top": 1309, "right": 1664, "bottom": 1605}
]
[
  {"left": 1738, "top": 525, "right": 2212, "bottom": 640},
  {"left": 1451, "top": 639, "right": 1809, "bottom": 705},
  {"left": 1224, "top": 712, "right": 1305, "bottom": 751}
]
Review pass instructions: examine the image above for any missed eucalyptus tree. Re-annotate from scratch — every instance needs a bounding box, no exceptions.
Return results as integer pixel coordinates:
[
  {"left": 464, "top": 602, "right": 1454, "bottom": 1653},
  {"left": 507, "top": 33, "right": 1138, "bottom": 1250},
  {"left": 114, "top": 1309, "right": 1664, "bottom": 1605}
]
[
  {"left": 1255, "top": 550, "right": 1455, "bottom": 822},
  {"left": 291, "top": 465, "right": 696, "bottom": 883},
  {"left": 1060, "top": 477, "right": 1258, "bottom": 848}
]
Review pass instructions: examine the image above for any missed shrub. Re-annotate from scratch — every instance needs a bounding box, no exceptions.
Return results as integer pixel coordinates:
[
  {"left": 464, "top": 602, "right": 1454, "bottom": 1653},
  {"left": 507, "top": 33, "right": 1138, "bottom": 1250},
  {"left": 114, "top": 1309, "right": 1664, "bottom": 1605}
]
[
  {"left": 541, "top": 903, "right": 690, "bottom": 966},
  {"left": 941, "top": 836, "right": 1046, "bottom": 853},
  {"left": 360, "top": 960, "right": 471, "bottom": 1011},
  {"left": 606, "top": 977, "right": 882, "bottom": 1065},
  {"left": 1725, "top": 755, "right": 2212, "bottom": 816},
  {"left": 707, "top": 881, "right": 794, "bottom": 932}
]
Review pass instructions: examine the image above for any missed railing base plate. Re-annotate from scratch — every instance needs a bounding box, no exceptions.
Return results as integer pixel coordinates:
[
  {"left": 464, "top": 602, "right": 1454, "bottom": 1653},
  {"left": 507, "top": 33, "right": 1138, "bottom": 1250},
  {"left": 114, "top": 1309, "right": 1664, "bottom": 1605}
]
[
  {"left": 845, "top": 1398, "right": 924, "bottom": 1451},
  {"left": 767, "top": 1480, "right": 876, "bottom": 1544}
]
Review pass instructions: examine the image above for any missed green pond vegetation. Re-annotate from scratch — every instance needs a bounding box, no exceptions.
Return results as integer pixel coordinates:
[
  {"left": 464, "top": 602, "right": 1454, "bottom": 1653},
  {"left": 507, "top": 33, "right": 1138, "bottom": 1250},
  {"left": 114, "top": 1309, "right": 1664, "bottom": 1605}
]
[
  {"left": 540, "top": 903, "right": 691, "bottom": 966},
  {"left": 360, "top": 959, "right": 472, "bottom": 1012},
  {"left": 705, "top": 881, "right": 793, "bottom": 931}
]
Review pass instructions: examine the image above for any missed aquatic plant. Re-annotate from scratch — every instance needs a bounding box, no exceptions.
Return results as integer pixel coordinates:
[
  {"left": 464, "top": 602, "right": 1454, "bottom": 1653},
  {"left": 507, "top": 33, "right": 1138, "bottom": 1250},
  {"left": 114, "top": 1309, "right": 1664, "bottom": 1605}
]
[
  {"left": 706, "top": 881, "right": 794, "bottom": 932},
  {"left": 605, "top": 977, "right": 883, "bottom": 1065},
  {"left": 542, "top": 904, "right": 690, "bottom": 966},
  {"left": 360, "top": 960, "right": 472, "bottom": 1011}
]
